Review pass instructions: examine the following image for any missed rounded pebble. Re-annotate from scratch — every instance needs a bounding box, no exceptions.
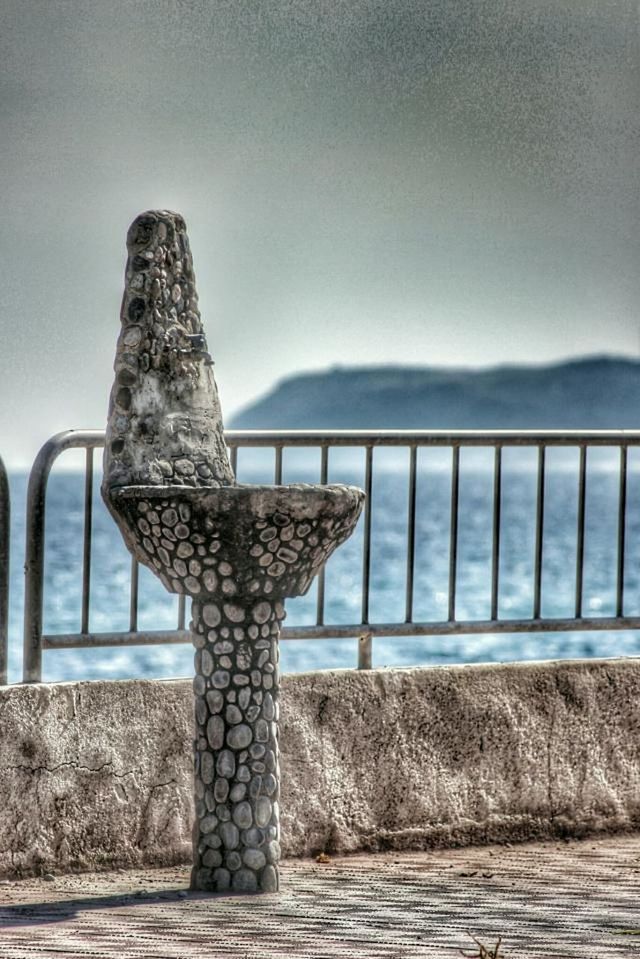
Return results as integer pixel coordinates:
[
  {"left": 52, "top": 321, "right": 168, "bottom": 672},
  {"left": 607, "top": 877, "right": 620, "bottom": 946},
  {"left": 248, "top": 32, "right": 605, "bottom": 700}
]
[
  {"left": 249, "top": 776, "right": 262, "bottom": 799},
  {"left": 202, "top": 832, "right": 221, "bottom": 848},
  {"left": 226, "top": 704, "right": 242, "bottom": 725},
  {"left": 200, "top": 814, "right": 218, "bottom": 834},
  {"left": 243, "top": 848, "right": 266, "bottom": 870},
  {"left": 214, "top": 640, "right": 234, "bottom": 655},
  {"left": 220, "top": 821, "right": 239, "bottom": 849},
  {"left": 261, "top": 865, "right": 278, "bottom": 892},
  {"left": 161, "top": 509, "right": 178, "bottom": 527},
  {"left": 202, "top": 603, "right": 221, "bottom": 627},
  {"left": 203, "top": 570, "right": 218, "bottom": 593},
  {"left": 232, "top": 801, "right": 253, "bottom": 830},
  {"left": 201, "top": 649, "right": 213, "bottom": 676},
  {"left": 262, "top": 692, "right": 275, "bottom": 721},
  {"left": 244, "top": 827, "right": 264, "bottom": 847},
  {"left": 263, "top": 773, "right": 277, "bottom": 796},
  {"left": 255, "top": 796, "right": 273, "bottom": 827},
  {"left": 206, "top": 690, "right": 224, "bottom": 713},
  {"left": 223, "top": 604, "right": 245, "bottom": 623},
  {"left": 216, "top": 749, "right": 235, "bottom": 778},
  {"left": 227, "top": 724, "right": 253, "bottom": 750},
  {"left": 213, "top": 868, "right": 231, "bottom": 891},
  {"left": 173, "top": 559, "right": 187, "bottom": 577},
  {"left": 201, "top": 752, "right": 214, "bottom": 785},
  {"left": 212, "top": 670, "right": 230, "bottom": 689},
  {"left": 195, "top": 698, "right": 207, "bottom": 726},
  {"left": 252, "top": 601, "right": 271, "bottom": 624},
  {"left": 229, "top": 782, "right": 247, "bottom": 802},
  {"left": 232, "top": 868, "right": 258, "bottom": 892},
  {"left": 265, "top": 840, "right": 281, "bottom": 863},
  {"left": 214, "top": 778, "right": 229, "bottom": 803},
  {"left": 203, "top": 849, "right": 222, "bottom": 868},
  {"left": 255, "top": 720, "right": 268, "bottom": 742}
]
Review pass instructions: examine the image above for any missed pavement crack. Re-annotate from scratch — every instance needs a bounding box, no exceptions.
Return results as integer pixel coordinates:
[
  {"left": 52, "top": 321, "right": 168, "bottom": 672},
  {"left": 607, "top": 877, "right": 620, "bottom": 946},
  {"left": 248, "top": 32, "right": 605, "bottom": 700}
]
[{"left": 4, "top": 760, "right": 135, "bottom": 778}]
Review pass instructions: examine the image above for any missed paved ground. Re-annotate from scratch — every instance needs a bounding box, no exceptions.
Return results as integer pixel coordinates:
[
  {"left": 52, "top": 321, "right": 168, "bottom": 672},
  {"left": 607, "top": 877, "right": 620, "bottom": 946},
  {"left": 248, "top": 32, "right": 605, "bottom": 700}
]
[{"left": 0, "top": 835, "right": 639, "bottom": 958}]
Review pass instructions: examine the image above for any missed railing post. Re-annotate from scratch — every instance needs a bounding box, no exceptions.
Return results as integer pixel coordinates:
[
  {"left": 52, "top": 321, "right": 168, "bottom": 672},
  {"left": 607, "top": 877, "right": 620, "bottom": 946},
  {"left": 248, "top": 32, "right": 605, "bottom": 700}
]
[
  {"left": 357, "top": 447, "right": 374, "bottom": 669},
  {"left": 616, "top": 444, "right": 628, "bottom": 618},
  {"left": 448, "top": 446, "right": 460, "bottom": 622},
  {"left": 575, "top": 445, "right": 587, "bottom": 619},
  {"left": 315, "top": 445, "right": 329, "bottom": 627},
  {"left": 0, "top": 455, "right": 10, "bottom": 686},
  {"left": 490, "top": 445, "right": 502, "bottom": 621},
  {"left": 23, "top": 443, "right": 52, "bottom": 682},
  {"left": 405, "top": 445, "right": 417, "bottom": 624},
  {"left": 80, "top": 447, "right": 94, "bottom": 635},
  {"left": 533, "top": 445, "right": 546, "bottom": 620},
  {"left": 23, "top": 430, "right": 104, "bottom": 683},
  {"left": 358, "top": 631, "right": 373, "bottom": 669}
]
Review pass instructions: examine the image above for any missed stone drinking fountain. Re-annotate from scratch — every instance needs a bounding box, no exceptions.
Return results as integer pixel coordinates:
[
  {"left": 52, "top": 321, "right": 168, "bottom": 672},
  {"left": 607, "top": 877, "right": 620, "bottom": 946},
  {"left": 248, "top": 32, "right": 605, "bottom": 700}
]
[{"left": 101, "top": 211, "right": 364, "bottom": 894}]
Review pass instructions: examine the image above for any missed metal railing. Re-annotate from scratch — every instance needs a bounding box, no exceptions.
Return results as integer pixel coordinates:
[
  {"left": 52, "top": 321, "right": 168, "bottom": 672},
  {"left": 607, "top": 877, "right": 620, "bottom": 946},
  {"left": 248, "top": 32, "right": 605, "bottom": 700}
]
[
  {"left": 22, "top": 428, "right": 640, "bottom": 683},
  {"left": 0, "top": 454, "right": 9, "bottom": 685}
]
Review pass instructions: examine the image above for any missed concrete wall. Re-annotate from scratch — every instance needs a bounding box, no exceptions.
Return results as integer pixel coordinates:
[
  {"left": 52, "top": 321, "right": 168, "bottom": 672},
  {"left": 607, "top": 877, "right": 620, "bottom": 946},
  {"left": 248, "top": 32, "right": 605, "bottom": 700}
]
[{"left": 1, "top": 657, "right": 640, "bottom": 878}]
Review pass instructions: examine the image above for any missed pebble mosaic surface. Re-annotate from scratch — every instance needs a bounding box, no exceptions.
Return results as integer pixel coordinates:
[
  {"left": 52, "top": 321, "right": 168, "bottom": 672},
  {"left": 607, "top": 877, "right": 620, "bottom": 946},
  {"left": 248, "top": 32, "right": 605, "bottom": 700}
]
[
  {"left": 102, "top": 210, "right": 364, "bottom": 894},
  {"left": 191, "top": 597, "right": 282, "bottom": 893},
  {"left": 111, "top": 485, "right": 364, "bottom": 600},
  {"left": 109, "top": 486, "right": 361, "bottom": 892},
  {"left": 103, "top": 210, "right": 234, "bottom": 492}
]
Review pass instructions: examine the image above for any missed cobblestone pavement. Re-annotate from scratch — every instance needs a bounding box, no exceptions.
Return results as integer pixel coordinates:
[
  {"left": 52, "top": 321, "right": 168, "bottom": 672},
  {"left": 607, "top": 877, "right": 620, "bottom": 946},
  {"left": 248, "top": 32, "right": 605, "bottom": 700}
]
[{"left": 0, "top": 835, "right": 639, "bottom": 958}]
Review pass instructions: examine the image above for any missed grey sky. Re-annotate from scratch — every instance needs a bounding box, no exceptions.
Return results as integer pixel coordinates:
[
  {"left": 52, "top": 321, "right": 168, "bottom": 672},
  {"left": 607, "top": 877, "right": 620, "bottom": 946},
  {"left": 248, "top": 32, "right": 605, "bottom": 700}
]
[{"left": 1, "top": 0, "right": 638, "bottom": 466}]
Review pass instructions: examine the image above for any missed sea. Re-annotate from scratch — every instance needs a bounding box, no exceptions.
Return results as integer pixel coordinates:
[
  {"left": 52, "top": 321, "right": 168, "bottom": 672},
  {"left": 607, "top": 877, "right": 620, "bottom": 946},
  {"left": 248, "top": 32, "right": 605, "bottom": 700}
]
[{"left": 5, "top": 443, "right": 640, "bottom": 684}]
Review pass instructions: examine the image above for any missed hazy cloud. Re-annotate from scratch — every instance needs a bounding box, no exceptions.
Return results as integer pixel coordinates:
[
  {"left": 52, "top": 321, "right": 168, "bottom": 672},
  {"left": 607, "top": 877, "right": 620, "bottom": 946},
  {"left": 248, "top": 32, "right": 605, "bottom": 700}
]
[{"left": 0, "top": 0, "right": 638, "bottom": 465}]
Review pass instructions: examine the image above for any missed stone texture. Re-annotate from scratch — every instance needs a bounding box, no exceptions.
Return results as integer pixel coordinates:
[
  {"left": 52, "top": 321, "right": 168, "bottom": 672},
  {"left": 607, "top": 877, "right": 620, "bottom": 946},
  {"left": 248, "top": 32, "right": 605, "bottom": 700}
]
[
  {"left": 190, "top": 600, "right": 282, "bottom": 892},
  {"left": 2, "top": 659, "right": 640, "bottom": 878},
  {"left": 100, "top": 211, "right": 363, "bottom": 893},
  {"left": 109, "top": 484, "right": 364, "bottom": 602},
  {"left": 101, "top": 210, "right": 234, "bottom": 494}
]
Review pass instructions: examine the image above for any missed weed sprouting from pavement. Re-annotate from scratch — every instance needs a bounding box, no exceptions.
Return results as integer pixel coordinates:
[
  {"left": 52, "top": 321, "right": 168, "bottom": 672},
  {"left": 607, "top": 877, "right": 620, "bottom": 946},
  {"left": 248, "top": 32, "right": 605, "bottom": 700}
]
[{"left": 460, "top": 932, "right": 504, "bottom": 958}]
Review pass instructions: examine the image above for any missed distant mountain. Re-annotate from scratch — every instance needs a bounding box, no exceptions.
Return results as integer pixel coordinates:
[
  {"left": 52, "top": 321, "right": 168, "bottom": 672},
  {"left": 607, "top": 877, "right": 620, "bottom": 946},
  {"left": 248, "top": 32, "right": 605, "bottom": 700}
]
[{"left": 230, "top": 356, "right": 640, "bottom": 429}]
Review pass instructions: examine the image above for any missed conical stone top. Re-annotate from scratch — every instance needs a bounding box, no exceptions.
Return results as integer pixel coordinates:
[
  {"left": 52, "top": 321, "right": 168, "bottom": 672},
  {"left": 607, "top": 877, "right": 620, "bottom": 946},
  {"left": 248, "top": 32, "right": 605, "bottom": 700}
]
[{"left": 103, "top": 210, "right": 234, "bottom": 492}]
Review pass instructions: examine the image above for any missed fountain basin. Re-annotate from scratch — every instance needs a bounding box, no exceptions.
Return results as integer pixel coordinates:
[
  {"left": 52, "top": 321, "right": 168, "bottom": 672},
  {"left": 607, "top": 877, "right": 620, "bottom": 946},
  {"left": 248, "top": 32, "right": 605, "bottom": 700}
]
[{"left": 108, "top": 483, "right": 364, "bottom": 601}]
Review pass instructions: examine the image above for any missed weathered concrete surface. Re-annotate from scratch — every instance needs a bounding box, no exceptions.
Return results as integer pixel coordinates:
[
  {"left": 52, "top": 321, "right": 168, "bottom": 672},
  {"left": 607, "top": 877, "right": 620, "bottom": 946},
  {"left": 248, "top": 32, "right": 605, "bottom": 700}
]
[
  {"left": 0, "top": 679, "right": 193, "bottom": 878},
  {"left": 1, "top": 657, "right": 640, "bottom": 878}
]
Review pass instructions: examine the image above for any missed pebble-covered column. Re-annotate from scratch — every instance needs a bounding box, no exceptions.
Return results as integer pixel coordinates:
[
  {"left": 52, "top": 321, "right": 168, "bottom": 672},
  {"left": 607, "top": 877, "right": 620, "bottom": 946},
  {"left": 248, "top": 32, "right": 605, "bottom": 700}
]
[
  {"left": 191, "top": 595, "right": 283, "bottom": 893},
  {"left": 103, "top": 212, "right": 365, "bottom": 897}
]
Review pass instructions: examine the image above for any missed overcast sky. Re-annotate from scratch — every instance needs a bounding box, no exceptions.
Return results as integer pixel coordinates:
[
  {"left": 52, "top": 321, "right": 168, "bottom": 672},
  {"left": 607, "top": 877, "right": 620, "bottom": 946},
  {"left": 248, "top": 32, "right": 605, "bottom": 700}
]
[{"left": 1, "top": 0, "right": 638, "bottom": 466}]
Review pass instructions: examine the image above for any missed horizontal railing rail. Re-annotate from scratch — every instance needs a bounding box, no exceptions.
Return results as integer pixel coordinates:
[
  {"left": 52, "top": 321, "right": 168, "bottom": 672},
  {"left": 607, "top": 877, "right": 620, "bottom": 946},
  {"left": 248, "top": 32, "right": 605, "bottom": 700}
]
[
  {"left": 0, "top": 453, "right": 9, "bottom": 685},
  {"left": 22, "top": 428, "right": 640, "bottom": 682}
]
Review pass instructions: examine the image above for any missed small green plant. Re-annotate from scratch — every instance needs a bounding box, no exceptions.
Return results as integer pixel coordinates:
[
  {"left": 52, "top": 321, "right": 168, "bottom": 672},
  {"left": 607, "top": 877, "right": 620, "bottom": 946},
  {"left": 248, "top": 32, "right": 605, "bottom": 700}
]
[{"left": 460, "top": 932, "right": 504, "bottom": 958}]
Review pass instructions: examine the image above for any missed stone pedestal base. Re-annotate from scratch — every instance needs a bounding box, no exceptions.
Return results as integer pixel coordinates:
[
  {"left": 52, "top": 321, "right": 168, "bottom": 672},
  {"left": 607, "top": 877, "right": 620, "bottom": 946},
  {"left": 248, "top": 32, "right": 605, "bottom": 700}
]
[{"left": 190, "top": 597, "right": 282, "bottom": 893}]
